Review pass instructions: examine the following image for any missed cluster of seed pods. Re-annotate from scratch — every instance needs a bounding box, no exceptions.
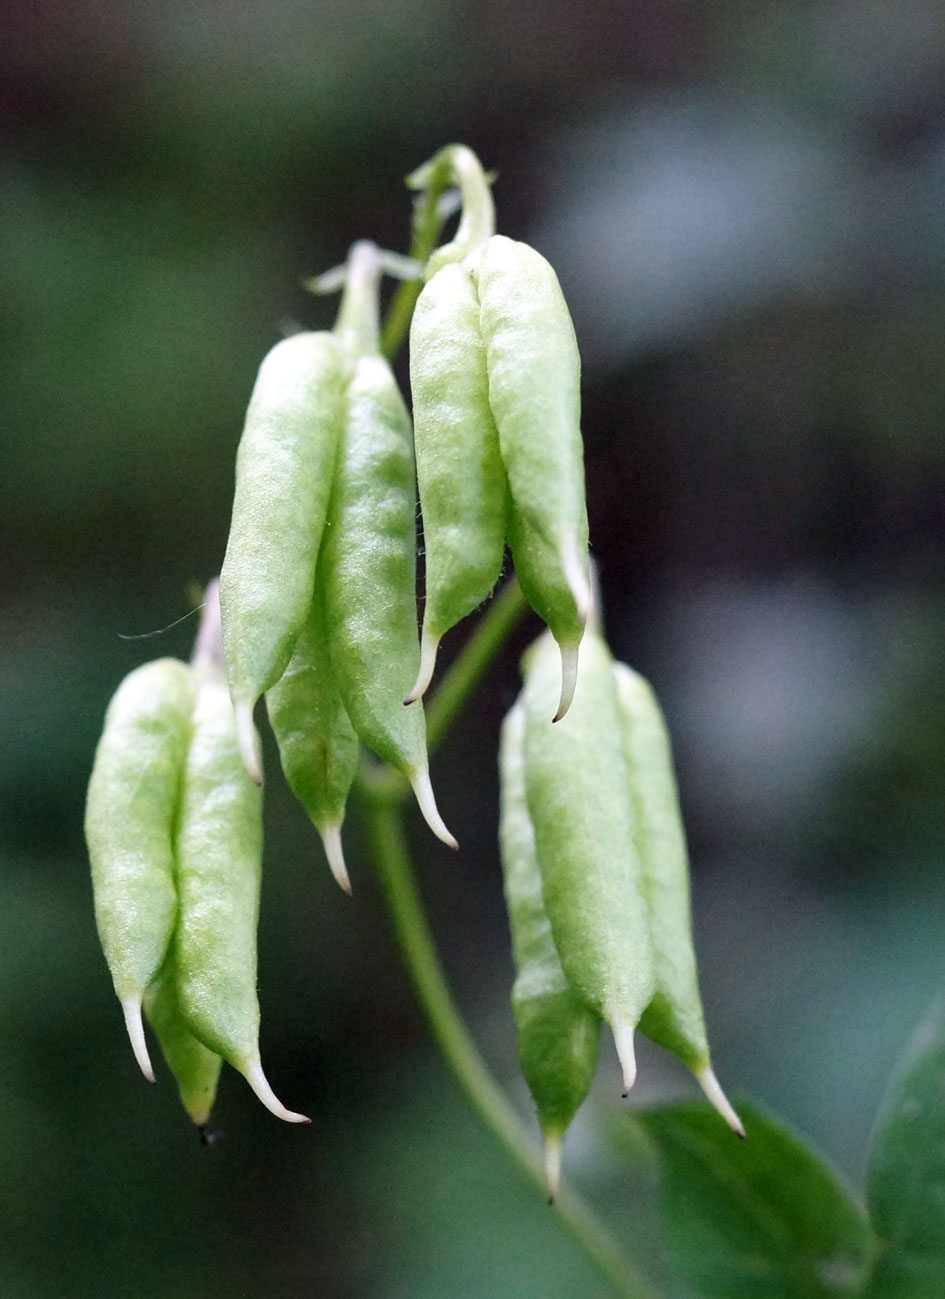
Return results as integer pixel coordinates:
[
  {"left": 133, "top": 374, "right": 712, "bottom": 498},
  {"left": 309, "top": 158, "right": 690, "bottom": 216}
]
[
  {"left": 220, "top": 239, "right": 456, "bottom": 894},
  {"left": 86, "top": 146, "right": 737, "bottom": 1159},
  {"left": 85, "top": 582, "right": 307, "bottom": 1129},
  {"left": 500, "top": 624, "right": 743, "bottom": 1195}
]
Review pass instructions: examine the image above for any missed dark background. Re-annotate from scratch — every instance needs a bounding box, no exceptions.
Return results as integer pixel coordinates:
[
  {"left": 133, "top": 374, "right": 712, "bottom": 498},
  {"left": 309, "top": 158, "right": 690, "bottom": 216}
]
[{"left": 4, "top": 2, "right": 945, "bottom": 1294}]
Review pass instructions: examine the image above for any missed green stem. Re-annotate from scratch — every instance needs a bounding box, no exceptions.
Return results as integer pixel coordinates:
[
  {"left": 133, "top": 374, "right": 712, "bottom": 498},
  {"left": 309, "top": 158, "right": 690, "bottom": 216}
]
[
  {"left": 358, "top": 788, "right": 657, "bottom": 1299},
  {"left": 380, "top": 168, "right": 451, "bottom": 360},
  {"left": 425, "top": 576, "right": 529, "bottom": 756},
  {"left": 408, "top": 144, "right": 496, "bottom": 275}
]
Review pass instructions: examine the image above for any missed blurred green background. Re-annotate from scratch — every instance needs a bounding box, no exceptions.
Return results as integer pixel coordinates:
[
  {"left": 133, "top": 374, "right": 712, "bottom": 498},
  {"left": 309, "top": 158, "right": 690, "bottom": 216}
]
[{"left": 4, "top": 1, "right": 945, "bottom": 1294}]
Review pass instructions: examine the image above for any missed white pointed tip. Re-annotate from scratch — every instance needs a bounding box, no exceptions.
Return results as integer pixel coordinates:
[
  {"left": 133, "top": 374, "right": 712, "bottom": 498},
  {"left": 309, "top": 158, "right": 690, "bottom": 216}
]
[
  {"left": 612, "top": 1020, "right": 637, "bottom": 1097},
  {"left": 696, "top": 1064, "right": 745, "bottom": 1138},
  {"left": 560, "top": 538, "right": 591, "bottom": 625},
  {"left": 241, "top": 1057, "right": 310, "bottom": 1124},
  {"left": 543, "top": 1131, "right": 562, "bottom": 1202},
  {"left": 234, "top": 700, "right": 263, "bottom": 785},
  {"left": 552, "top": 641, "right": 580, "bottom": 723},
  {"left": 121, "top": 996, "right": 155, "bottom": 1082},
  {"left": 404, "top": 629, "right": 440, "bottom": 705},
  {"left": 409, "top": 766, "right": 459, "bottom": 849},
  {"left": 320, "top": 823, "right": 352, "bottom": 894}
]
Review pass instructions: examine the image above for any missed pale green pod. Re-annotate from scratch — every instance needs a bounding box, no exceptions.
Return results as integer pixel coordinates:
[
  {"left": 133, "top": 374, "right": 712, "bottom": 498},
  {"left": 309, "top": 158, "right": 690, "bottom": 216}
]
[
  {"left": 475, "top": 235, "right": 591, "bottom": 721},
  {"left": 322, "top": 352, "right": 456, "bottom": 849},
  {"left": 499, "top": 701, "right": 600, "bottom": 1198},
  {"left": 219, "top": 330, "right": 348, "bottom": 783},
  {"left": 143, "top": 960, "right": 222, "bottom": 1130},
  {"left": 521, "top": 630, "right": 654, "bottom": 1094},
  {"left": 407, "top": 262, "right": 509, "bottom": 703},
  {"left": 85, "top": 657, "right": 195, "bottom": 1083},
  {"left": 175, "top": 670, "right": 308, "bottom": 1124},
  {"left": 613, "top": 663, "right": 743, "bottom": 1136},
  {"left": 266, "top": 578, "right": 361, "bottom": 893}
]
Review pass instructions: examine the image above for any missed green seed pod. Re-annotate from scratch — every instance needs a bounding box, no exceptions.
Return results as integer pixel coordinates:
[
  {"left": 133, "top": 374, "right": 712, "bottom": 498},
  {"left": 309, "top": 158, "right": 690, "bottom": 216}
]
[
  {"left": 474, "top": 235, "right": 591, "bottom": 722},
  {"left": 143, "top": 959, "right": 222, "bottom": 1130},
  {"left": 613, "top": 663, "right": 743, "bottom": 1136},
  {"left": 406, "top": 261, "right": 508, "bottom": 703},
  {"left": 175, "top": 668, "right": 308, "bottom": 1124},
  {"left": 521, "top": 630, "right": 654, "bottom": 1094},
  {"left": 85, "top": 657, "right": 195, "bottom": 1082},
  {"left": 499, "top": 700, "right": 600, "bottom": 1198},
  {"left": 321, "top": 350, "right": 456, "bottom": 849},
  {"left": 266, "top": 577, "right": 360, "bottom": 893},
  {"left": 219, "top": 329, "right": 348, "bottom": 783}
]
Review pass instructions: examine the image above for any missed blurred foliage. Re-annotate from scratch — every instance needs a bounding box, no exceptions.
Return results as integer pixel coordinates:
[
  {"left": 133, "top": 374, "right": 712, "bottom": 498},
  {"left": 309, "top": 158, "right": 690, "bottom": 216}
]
[{"left": 4, "top": 0, "right": 945, "bottom": 1294}]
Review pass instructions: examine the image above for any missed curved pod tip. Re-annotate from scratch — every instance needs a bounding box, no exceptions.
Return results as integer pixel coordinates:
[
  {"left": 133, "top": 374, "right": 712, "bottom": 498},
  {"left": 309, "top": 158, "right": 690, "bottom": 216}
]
[
  {"left": 121, "top": 996, "right": 155, "bottom": 1083},
  {"left": 552, "top": 641, "right": 580, "bottom": 723},
  {"left": 696, "top": 1064, "right": 745, "bottom": 1138},
  {"left": 320, "top": 823, "right": 352, "bottom": 895},
  {"left": 404, "top": 629, "right": 440, "bottom": 706},
  {"left": 234, "top": 699, "right": 263, "bottom": 786},
  {"left": 543, "top": 1132, "right": 562, "bottom": 1203},
  {"left": 242, "top": 1057, "right": 310, "bottom": 1125},
  {"left": 612, "top": 1019, "right": 637, "bottom": 1098},
  {"left": 409, "top": 766, "right": 459, "bottom": 850}
]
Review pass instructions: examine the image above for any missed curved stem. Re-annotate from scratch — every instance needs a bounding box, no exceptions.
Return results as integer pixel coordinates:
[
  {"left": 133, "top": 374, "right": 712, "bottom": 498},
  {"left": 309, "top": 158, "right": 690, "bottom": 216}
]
[
  {"left": 358, "top": 789, "right": 658, "bottom": 1299},
  {"left": 407, "top": 144, "right": 495, "bottom": 276},
  {"left": 380, "top": 169, "right": 452, "bottom": 360}
]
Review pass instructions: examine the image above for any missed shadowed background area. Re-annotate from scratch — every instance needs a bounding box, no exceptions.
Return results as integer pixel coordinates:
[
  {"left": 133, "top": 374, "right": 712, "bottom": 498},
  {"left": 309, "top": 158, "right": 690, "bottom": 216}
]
[{"left": 4, "top": 1, "right": 945, "bottom": 1294}]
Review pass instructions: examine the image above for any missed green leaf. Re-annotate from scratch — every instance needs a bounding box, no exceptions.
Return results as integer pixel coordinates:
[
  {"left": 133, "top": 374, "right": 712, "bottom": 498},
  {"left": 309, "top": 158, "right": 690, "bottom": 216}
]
[
  {"left": 865, "top": 997, "right": 945, "bottom": 1298},
  {"left": 637, "top": 1102, "right": 872, "bottom": 1299}
]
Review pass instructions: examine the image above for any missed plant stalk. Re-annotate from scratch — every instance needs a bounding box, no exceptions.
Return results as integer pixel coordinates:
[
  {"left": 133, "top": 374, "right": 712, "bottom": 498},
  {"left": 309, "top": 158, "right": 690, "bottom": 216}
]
[{"left": 358, "top": 788, "right": 658, "bottom": 1299}]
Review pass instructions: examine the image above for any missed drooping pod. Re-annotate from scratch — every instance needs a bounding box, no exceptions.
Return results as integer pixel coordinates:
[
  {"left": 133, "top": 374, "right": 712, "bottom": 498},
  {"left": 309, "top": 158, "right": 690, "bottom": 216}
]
[
  {"left": 85, "top": 657, "right": 195, "bottom": 1082},
  {"left": 404, "top": 148, "right": 591, "bottom": 719},
  {"left": 406, "top": 261, "right": 509, "bottom": 704},
  {"left": 266, "top": 577, "right": 361, "bottom": 893},
  {"left": 520, "top": 630, "right": 654, "bottom": 1094},
  {"left": 613, "top": 663, "right": 743, "bottom": 1137},
  {"left": 174, "top": 662, "right": 308, "bottom": 1124},
  {"left": 473, "top": 234, "right": 590, "bottom": 721},
  {"left": 499, "top": 701, "right": 600, "bottom": 1198},
  {"left": 321, "top": 241, "right": 456, "bottom": 850},
  {"left": 219, "top": 329, "right": 348, "bottom": 782},
  {"left": 143, "top": 958, "right": 223, "bottom": 1131}
]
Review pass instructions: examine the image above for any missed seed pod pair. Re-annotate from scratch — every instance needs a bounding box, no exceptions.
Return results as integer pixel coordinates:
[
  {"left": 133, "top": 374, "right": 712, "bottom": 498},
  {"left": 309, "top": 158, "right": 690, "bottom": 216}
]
[
  {"left": 220, "top": 242, "right": 454, "bottom": 887},
  {"left": 499, "top": 627, "right": 741, "bottom": 1188},
  {"left": 407, "top": 147, "right": 590, "bottom": 722},
  {"left": 86, "top": 588, "right": 307, "bottom": 1128}
]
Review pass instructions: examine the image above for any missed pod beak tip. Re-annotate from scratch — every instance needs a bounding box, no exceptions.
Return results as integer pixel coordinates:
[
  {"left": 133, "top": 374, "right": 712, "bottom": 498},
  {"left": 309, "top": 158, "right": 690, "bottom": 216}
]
[
  {"left": 611, "top": 1019, "right": 637, "bottom": 1097},
  {"left": 404, "top": 631, "right": 439, "bottom": 707},
  {"left": 121, "top": 997, "right": 155, "bottom": 1083},
  {"left": 242, "top": 1057, "right": 310, "bottom": 1125},
  {"left": 552, "top": 641, "right": 580, "bottom": 723},
  {"left": 409, "top": 767, "right": 458, "bottom": 850},
  {"left": 320, "top": 824, "right": 352, "bottom": 894},
  {"left": 543, "top": 1132, "right": 562, "bottom": 1202},
  {"left": 696, "top": 1064, "right": 745, "bottom": 1138}
]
